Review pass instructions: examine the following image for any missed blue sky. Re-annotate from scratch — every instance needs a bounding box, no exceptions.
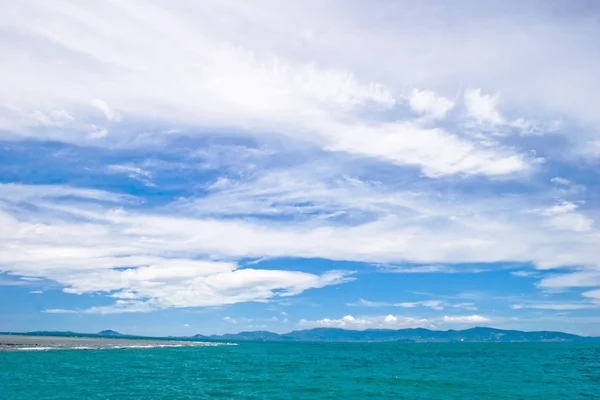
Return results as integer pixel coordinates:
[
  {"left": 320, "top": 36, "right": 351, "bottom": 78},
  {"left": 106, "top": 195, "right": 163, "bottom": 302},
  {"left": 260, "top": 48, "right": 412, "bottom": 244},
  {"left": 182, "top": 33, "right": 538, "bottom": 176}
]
[{"left": 1, "top": 0, "right": 600, "bottom": 336}]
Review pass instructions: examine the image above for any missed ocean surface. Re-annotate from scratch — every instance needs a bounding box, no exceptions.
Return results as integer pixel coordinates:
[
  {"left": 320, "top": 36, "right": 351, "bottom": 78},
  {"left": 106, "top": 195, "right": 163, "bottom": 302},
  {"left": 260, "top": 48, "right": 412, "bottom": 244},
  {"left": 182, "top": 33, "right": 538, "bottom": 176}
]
[{"left": 1, "top": 342, "right": 598, "bottom": 399}]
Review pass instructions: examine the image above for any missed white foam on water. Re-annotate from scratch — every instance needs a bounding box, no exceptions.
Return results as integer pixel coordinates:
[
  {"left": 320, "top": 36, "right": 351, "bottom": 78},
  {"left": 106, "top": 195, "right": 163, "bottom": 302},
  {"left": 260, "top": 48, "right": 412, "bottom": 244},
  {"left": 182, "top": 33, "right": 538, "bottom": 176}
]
[
  {"left": 6, "top": 341, "right": 237, "bottom": 351},
  {"left": 106, "top": 342, "right": 237, "bottom": 349}
]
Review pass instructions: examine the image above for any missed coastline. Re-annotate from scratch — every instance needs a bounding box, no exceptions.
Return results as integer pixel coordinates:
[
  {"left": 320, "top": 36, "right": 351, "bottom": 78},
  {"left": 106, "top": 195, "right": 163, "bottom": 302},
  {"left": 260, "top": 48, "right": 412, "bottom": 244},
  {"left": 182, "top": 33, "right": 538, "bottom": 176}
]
[{"left": 0, "top": 334, "right": 229, "bottom": 351}]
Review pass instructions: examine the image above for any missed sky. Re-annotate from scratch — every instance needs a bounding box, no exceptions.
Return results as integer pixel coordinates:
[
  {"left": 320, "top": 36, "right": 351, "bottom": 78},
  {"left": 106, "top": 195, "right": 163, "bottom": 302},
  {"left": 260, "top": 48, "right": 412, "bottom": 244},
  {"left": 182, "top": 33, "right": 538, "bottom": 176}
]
[{"left": 1, "top": 0, "right": 600, "bottom": 336}]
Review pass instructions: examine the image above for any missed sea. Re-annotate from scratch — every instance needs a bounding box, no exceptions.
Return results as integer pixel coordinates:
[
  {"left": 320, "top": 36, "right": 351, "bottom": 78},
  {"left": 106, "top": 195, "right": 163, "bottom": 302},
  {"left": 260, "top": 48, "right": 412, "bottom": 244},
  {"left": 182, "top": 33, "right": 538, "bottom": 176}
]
[{"left": 1, "top": 342, "right": 598, "bottom": 399}]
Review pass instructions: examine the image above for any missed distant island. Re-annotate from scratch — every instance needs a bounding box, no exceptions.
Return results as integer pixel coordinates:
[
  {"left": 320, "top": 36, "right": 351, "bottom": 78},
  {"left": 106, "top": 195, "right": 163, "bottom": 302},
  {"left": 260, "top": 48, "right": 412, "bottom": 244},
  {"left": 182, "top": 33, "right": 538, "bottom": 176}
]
[{"left": 3, "top": 327, "right": 599, "bottom": 343}]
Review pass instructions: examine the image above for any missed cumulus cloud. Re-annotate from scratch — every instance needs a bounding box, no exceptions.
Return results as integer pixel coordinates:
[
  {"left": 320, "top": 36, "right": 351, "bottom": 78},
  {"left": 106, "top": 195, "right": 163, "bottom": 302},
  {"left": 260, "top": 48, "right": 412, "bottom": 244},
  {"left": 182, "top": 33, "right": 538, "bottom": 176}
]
[
  {"left": 299, "top": 314, "right": 434, "bottom": 329},
  {"left": 442, "top": 315, "right": 490, "bottom": 323},
  {"left": 90, "top": 99, "right": 120, "bottom": 122},
  {"left": 384, "top": 315, "right": 397, "bottom": 323},
  {"left": 531, "top": 201, "right": 593, "bottom": 233},
  {"left": 408, "top": 89, "right": 454, "bottom": 119},
  {"left": 300, "top": 313, "right": 491, "bottom": 329},
  {"left": 42, "top": 265, "right": 352, "bottom": 314},
  {"left": 464, "top": 89, "right": 504, "bottom": 125}
]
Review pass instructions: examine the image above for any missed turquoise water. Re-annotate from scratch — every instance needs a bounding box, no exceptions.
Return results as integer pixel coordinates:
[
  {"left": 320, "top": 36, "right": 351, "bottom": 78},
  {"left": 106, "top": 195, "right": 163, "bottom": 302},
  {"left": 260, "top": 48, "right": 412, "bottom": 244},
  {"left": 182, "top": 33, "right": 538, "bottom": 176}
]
[{"left": 1, "top": 342, "right": 599, "bottom": 399}]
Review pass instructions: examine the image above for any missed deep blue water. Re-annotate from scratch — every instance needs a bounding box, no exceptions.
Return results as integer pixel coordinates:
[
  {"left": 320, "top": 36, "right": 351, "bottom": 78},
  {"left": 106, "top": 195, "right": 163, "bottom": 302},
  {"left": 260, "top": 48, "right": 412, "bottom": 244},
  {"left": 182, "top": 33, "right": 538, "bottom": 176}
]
[{"left": 1, "top": 342, "right": 599, "bottom": 399}]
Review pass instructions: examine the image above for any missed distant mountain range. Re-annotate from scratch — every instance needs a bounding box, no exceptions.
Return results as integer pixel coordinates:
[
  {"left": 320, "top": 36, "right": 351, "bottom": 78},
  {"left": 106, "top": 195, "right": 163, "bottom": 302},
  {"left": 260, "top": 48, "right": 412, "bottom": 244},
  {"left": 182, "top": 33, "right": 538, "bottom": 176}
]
[
  {"left": 5, "top": 327, "right": 597, "bottom": 343},
  {"left": 193, "top": 327, "right": 600, "bottom": 343}
]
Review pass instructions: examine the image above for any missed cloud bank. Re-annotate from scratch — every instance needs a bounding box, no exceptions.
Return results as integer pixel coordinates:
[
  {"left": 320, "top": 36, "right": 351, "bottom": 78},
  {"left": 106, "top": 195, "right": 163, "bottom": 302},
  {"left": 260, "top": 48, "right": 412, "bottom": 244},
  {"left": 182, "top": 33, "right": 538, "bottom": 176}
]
[{"left": 0, "top": 1, "right": 599, "bottom": 323}]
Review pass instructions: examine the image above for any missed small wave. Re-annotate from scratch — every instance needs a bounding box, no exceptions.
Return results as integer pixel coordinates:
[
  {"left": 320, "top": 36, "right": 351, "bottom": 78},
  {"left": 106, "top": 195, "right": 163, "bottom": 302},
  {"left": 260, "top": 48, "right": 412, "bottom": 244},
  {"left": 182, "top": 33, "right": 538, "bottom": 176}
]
[
  {"left": 7, "top": 342, "right": 237, "bottom": 351},
  {"left": 106, "top": 343, "right": 236, "bottom": 349},
  {"left": 110, "top": 345, "right": 172, "bottom": 349}
]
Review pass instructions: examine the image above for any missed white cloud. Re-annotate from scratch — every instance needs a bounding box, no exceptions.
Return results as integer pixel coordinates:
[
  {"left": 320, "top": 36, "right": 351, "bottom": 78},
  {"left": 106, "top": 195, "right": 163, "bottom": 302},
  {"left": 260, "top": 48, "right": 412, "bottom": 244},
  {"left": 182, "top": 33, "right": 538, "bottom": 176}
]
[
  {"left": 182, "top": 166, "right": 439, "bottom": 219},
  {"left": 464, "top": 88, "right": 504, "bottom": 124},
  {"left": 0, "top": 182, "right": 131, "bottom": 204},
  {"left": 300, "top": 313, "right": 491, "bottom": 329},
  {"left": 551, "top": 177, "right": 571, "bottom": 186},
  {"left": 323, "top": 120, "right": 528, "bottom": 177},
  {"left": 107, "top": 165, "right": 155, "bottom": 187},
  {"left": 550, "top": 177, "right": 586, "bottom": 197},
  {"left": 107, "top": 165, "right": 152, "bottom": 178},
  {"left": 0, "top": 276, "right": 33, "bottom": 286},
  {"left": 90, "top": 99, "right": 120, "bottom": 122},
  {"left": 384, "top": 314, "right": 397, "bottom": 323},
  {"left": 348, "top": 298, "right": 476, "bottom": 311},
  {"left": 0, "top": 1, "right": 557, "bottom": 178},
  {"left": 512, "top": 302, "right": 599, "bottom": 310},
  {"left": 299, "top": 314, "right": 433, "bottom": 329},
  {"left": 543, "top": 201, "right": 579, "bottom": 215},
  {"left": 40, "top": 265, "right": 353, "bottom": 314},
  {"left": 0, "top": 1, "right": 597, "bottom": 163},
  {"left": 511, "top": 270, "right": 537, "bottom": 277},
  {"left": 536, "top": 271, "right": 600, "bottom": 290},
  {"left": 46, "top": 303, "right": 156, "bottom": 314},
  {"left": 531, "top": 201, "right": 594, "bottom": 233},
  {"left": 582, "top": 289, "right": 600, "bottom": 302},
  {"left": 87, "top": 126, "right": 109, "bottom": 139},
  {"left": 1, "top": 179, "right": 599, "bottom": 314},
  {"left": 376, "top": 265, "right": 458, "bottom": 274},
  {"left": 1, "top": 2, "right": 600, "bottom": 320},
  {"left": 408, "top": 89, "right": 454, "bottom": 119},
  {"left": 442, "top": 315, "right": 490, "bottom": 323},
  {"left": 0, "top": 185, "right": 358, "bottom": 313},
  {"left": 28, "top": 110, "right": 74, "bottom": 127},
  {"left": 548, "top": 212, "right": 593, "bottom": 233},
  {"left": 164, "top": 162, "right": 600, "bottom": 272}
]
